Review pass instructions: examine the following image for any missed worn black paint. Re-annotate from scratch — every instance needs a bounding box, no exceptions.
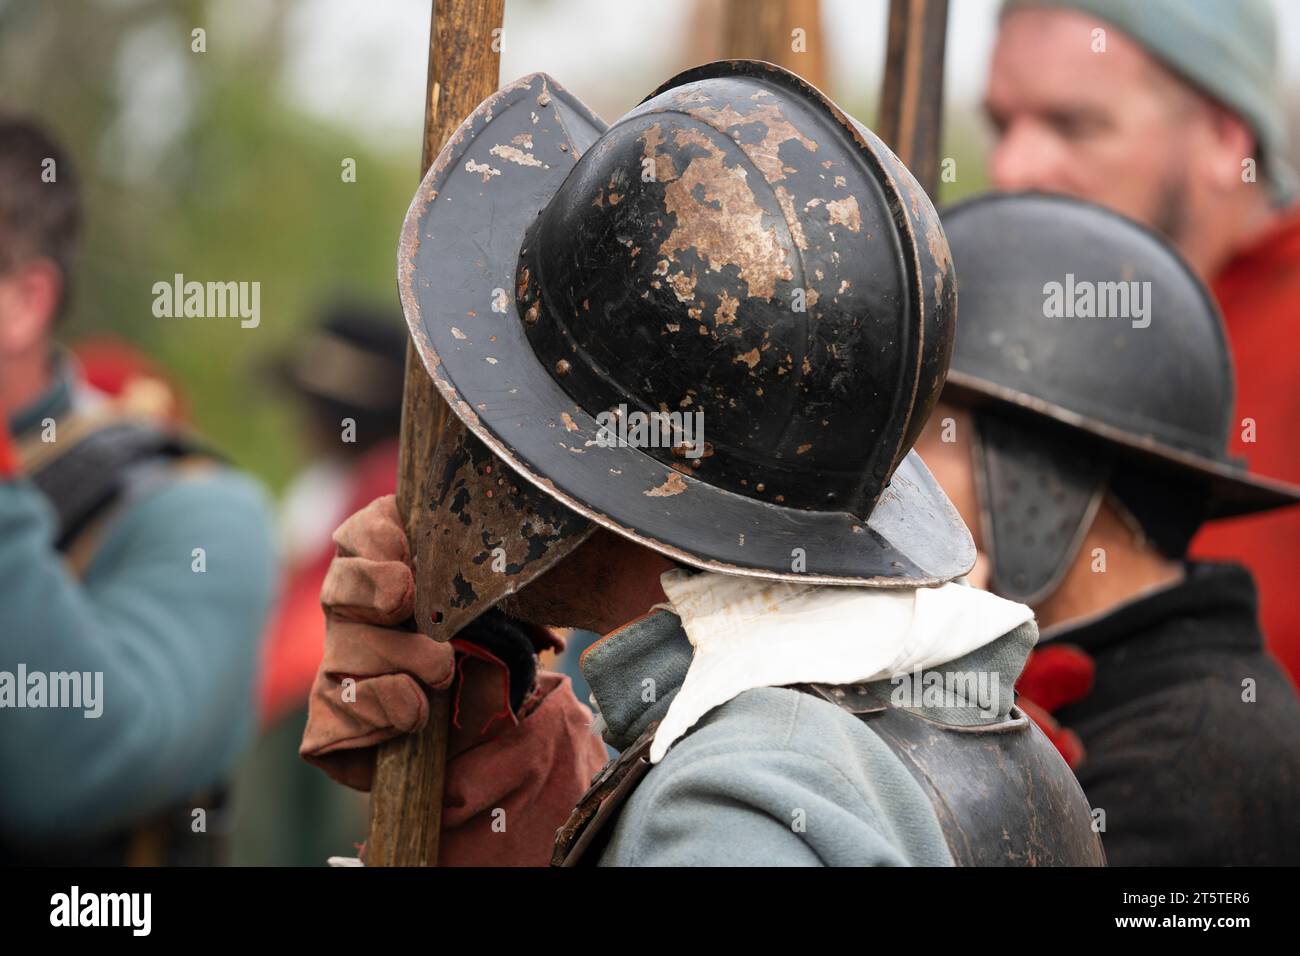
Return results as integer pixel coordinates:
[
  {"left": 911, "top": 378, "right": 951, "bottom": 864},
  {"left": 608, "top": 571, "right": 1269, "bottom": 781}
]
[{"left": 399, "top": 63, "right": 975, "bottom": 585}]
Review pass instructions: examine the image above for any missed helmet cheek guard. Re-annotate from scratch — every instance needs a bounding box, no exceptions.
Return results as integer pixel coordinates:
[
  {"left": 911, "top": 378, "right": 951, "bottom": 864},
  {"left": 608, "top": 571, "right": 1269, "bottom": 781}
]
[
  {"left": 410, "top": 417, "right": 594, "bottom": 638},
  {"left": 973, "top": 412, "right": 1112, "bottom": 606}
]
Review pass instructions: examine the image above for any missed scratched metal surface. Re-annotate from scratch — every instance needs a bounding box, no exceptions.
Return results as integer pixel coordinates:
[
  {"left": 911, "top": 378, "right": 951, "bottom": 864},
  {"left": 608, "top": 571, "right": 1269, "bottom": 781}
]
[
  {"left": 397, "top": 64, "right": 974, "bottom": 585},
  {"left": 864, "top": 703, "right": 1107, "bottom": 866},
  {"left": 412, "top": 416, "right": 593, "bottom": 636}
]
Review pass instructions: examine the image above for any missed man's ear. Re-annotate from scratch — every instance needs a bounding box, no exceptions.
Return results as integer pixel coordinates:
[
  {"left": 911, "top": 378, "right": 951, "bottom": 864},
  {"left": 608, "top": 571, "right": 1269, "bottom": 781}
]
[
  {"left": 0, "top": 257, "right": 63, "bottom": 355},
  {"left": 1202, "top": 103, "right": 1257, "bottom": 193}
]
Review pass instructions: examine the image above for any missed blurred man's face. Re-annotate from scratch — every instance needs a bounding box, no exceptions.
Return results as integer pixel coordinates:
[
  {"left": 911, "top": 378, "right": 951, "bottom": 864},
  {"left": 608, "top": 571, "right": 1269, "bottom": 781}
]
[
  {"left": 0, "top": 256, "right": 62, "bottom": 411},
  {"left": 0, "top": 258, "right": 60, "bottom": 355},
  {"left": 984, "top": 8, "right": 1206, "bottom": 241}
]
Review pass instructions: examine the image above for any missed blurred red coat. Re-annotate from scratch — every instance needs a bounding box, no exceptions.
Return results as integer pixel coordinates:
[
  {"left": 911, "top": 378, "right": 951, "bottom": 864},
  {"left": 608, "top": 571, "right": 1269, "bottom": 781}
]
[
  {"left": 258, "top": 440, "right": 399, "bottom": 726},
  {"left": 1194, "top": 206, "right": 1300, "bottom": 689}
]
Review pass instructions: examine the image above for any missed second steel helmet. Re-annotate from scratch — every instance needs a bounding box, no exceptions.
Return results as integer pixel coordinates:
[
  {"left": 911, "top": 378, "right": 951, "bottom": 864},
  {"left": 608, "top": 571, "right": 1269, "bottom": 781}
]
[{"left": 940, "top": 192, "right": 1300, "bottom": 604}]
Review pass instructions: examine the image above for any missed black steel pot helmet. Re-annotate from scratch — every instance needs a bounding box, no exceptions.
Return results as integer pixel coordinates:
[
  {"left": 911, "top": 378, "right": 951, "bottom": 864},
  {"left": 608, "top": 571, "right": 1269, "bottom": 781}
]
[
  {"left": 940, "top": 192, "right": 1300, "bottom": 604},
  {"left": 398, "top": 59, "right": 973, "bottom": 588}
]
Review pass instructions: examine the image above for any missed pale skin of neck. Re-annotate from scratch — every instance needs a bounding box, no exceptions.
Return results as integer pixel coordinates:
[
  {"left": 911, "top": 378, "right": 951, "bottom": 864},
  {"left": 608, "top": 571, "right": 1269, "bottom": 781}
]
[
  {"left": 1033, "top": 499, "right": 1184, "bottom": 632},
  {"left": 503, "top": 481, "right": 1188, "bottom": 638},
  {"left": 0, "top": 348, "right": 51, "bottom": 415},
  {"left": 915, "top": 401, "right": 1184, "bottom": 633},
  {"left": 1176, "top": 182, "right": 1277, "bottom": 280}
]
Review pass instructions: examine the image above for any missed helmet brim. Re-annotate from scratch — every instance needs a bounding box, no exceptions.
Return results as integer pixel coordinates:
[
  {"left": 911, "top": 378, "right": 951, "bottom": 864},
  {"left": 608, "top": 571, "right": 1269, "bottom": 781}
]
[
  {"left": 398, "top": 70, "right": 975, "bottom": 586},
  {"left": 945, "top": 370, "right": 1300, "bottom": 519}
]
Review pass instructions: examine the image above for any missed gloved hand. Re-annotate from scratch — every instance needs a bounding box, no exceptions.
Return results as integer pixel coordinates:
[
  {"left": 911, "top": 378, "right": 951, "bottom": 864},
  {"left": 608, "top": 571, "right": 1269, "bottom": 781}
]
[
  {"left": 299, "top": 495, "right": 454, "bottom": 789},
  {"left": 300, "top": 495, "right": 552, "bottom": 791}
]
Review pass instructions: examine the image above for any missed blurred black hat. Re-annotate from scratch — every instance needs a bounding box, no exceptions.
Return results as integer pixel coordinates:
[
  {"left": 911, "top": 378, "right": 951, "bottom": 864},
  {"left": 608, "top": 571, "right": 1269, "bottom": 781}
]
[{"left": 274, "top": 300, "right": 408, "bottom": 443}]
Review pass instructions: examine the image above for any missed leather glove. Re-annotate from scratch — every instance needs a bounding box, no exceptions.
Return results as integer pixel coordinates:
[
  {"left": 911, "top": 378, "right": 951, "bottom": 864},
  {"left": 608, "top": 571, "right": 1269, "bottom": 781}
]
[
  {"left": 300, "top": 495, "right": 454, "bottom": 789},
  {"left": 300, "top": 495, "right": 554, "bottom": 791}
]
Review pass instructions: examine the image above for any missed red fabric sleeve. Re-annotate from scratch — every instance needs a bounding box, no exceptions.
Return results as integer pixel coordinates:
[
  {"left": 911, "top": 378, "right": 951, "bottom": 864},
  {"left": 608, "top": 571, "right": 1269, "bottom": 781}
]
[
  {"left": 438, "top": 671, "right": 609, "bottom": 867},
  {"left": 0, "top": 420, "right": 19, "bottom": 479}
]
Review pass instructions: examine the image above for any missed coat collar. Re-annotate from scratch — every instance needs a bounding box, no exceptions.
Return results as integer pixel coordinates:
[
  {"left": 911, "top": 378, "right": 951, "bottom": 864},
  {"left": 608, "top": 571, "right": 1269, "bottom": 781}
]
[
  {"left": 581, "top": 603, "right": 1037, "bottom": 752},
  {"left": 1042, "top": 561, "right": 1260, "bottom": 655},
  {"left": 580, "top": 610, "right": 691, "bottom": 751}
]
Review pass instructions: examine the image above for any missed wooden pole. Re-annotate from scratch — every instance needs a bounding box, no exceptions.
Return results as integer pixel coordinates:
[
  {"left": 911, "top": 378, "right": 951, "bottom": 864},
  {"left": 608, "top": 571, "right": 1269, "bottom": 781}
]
[
  {"left": 366, "top": 0, "right": 505, "bottom": 868},
  {"left": 877, "top": 0, "right": 948, "bottom": 198},
  {"left": 711, "top": 0, "right": 828, "bottom": 92}
]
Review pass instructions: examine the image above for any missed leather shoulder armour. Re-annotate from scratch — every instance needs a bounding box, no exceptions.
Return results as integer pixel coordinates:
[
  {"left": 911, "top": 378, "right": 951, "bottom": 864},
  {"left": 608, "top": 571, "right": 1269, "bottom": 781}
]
[
  {"left": 800, "top": 683, "right": 1105, "bottom": 866},
  {"left": 552, "top": 723, "right": 657, "bottom": 867},
  {"left": 553, "top": 686, "right": 1105, "bottom": 867}
]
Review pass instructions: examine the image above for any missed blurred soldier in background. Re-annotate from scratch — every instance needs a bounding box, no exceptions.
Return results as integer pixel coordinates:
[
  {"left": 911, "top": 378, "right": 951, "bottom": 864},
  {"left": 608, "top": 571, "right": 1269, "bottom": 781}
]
[
  {"left": 257, "top": 303, "right": 406, "bottom": 727},
  {"left": 982, "top": 0, "right": 1300, "bottom": 687},
  {"left": 916, "top": 193, "right": 1300, "bottom": 865},
  {"left": 234, "top": 303, "right": 406, "bottom": 866},
  {"left": 0, "top": 117, "right": 276, "bottom": 864}
]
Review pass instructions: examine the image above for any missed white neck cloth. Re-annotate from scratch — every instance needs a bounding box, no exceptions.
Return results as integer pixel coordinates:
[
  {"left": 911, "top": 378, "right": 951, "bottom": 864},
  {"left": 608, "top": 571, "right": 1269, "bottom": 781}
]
[{"left": 650, "top": 570, "right": 1034, "bottom": 763}]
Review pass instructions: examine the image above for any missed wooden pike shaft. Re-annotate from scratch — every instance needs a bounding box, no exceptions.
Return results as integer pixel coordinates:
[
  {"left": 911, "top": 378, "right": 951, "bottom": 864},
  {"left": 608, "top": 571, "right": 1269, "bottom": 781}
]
[
  {"left": 366, "top": 0, "right": 504, "bottom": 868},
  {"left": 878, "top": 0, "right": 949, "bottom": 198},
  {"left": 718, "top": 0, "right": 828, "bottom": 93}
]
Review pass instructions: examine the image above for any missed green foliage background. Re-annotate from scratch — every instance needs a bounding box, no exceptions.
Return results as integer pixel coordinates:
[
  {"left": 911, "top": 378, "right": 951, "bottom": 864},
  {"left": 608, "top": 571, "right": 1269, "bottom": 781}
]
[
  {"left": 1, "top": 0, "right": 995, "bottom": 497},
  {"left": 1, "top": 0, "right": 418, "bottom": 493}
]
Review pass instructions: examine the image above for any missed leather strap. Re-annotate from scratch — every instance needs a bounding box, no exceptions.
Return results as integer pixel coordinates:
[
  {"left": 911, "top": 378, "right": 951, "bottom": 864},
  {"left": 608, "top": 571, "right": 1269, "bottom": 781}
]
[
  {"left": 19, "top": 412, "right": 214, "bottom": 554},
  {"left": 551, "top": 721, "right": 657, "bottom": 867}
]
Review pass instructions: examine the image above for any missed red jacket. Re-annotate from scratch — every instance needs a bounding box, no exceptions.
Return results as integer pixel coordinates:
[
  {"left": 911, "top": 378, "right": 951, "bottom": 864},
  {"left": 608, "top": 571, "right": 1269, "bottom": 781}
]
[
  {"left": 1194, "top": 206, "right": 1300, "bottom": 688},
  {"left": 259, "top": 441, "right": 401, "bottom": 726}
]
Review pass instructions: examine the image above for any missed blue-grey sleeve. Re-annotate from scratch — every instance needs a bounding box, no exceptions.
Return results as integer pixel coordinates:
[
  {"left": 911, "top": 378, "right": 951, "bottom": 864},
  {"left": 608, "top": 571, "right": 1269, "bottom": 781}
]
[
  {"left": 0, "top": 469, "right": 276, "bottom": 841},
  {"left": 600, "top": 747, "right": 923, "bottom": 867}
]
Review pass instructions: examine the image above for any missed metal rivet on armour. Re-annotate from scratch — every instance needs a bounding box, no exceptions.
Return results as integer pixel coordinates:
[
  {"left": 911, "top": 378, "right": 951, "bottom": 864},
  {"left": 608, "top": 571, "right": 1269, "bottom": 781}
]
[{"left": 555, "top": 359, "right": 572, "bottom": 376}]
